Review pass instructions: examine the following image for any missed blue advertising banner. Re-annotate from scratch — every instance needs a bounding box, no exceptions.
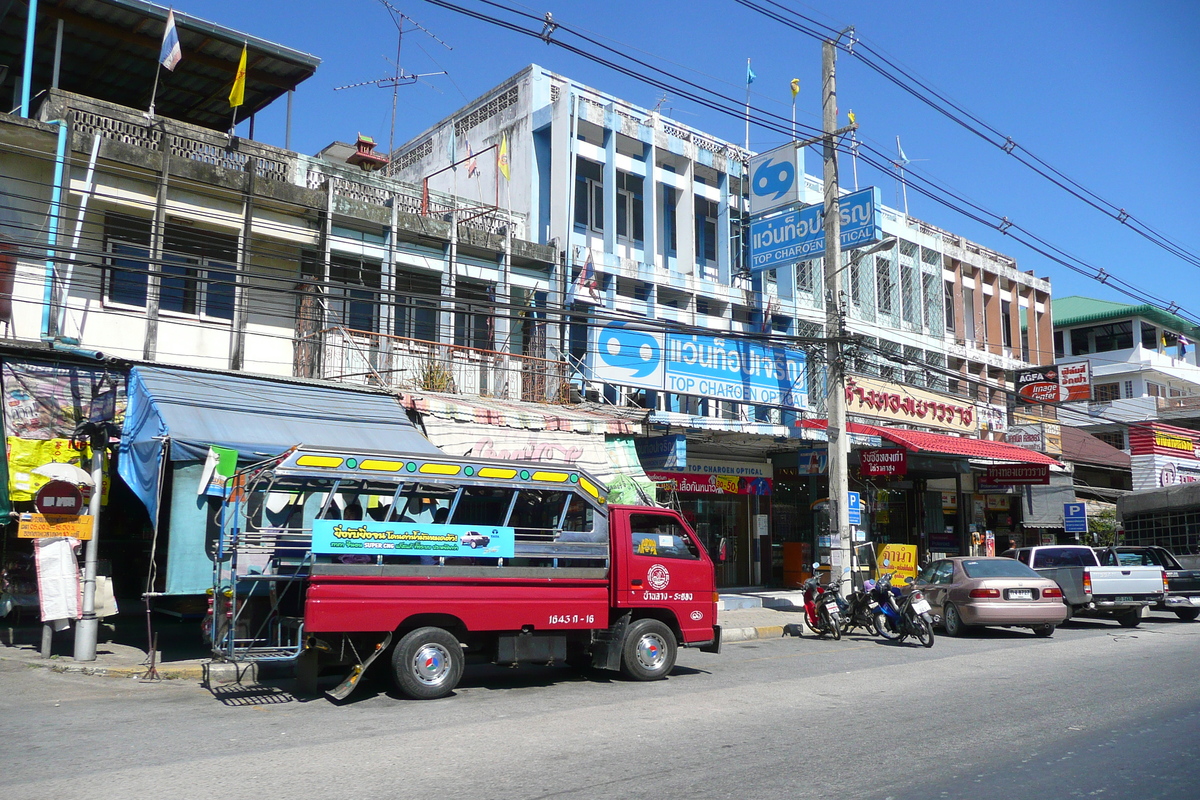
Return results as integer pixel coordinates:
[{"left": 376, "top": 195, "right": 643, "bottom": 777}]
[
  {"left": 593, "top": 322, "right": 808, "bottom": 410},
  {"left": 748, "top": 186, "right": 883, "bottom": 273},
  {"left": 635, "top": 434, "right": 687, "bottom": 470},
  {"left": 312, "top": 520, "right": 516, "bottom": 559}
]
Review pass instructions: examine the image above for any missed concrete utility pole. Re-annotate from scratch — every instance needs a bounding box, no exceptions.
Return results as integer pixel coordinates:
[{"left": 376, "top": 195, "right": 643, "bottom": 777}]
[{"left": 822, "top": 38, "right": 852, "bottom": 588}]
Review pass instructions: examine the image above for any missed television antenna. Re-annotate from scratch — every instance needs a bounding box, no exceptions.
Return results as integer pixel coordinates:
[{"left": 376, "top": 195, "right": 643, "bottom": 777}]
[
  {"left": 892, "top": 135, "right": 928, "bottom": 217},
  {"left": 334, "top": 1, "right": 451, "bottom": 170}
]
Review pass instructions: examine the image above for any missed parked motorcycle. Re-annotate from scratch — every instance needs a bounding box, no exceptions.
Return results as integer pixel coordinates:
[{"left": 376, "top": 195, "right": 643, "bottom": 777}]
[
  {"left": 801, "top": 564, "right": 843, "bottom": 640},
  {"left": 871, "top": 572, "right": 935, "bottom": 647},
  {"left": 837, "top": 577, "right": 880, "bottom": 636}
]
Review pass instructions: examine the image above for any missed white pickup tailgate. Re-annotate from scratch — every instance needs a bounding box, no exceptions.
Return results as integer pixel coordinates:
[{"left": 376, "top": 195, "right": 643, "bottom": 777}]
[{"left": 1088, "top": 565, "right": 1163, "bottom": 597}]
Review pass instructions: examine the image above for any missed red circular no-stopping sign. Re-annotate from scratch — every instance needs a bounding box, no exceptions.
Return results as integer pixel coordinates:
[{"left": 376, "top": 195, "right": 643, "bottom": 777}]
[{"left": 35, "top": 480, "right": 85, "bottom": 516}]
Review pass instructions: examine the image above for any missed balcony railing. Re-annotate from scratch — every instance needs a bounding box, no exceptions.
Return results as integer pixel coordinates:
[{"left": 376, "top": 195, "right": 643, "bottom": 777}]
[{"left": 309, "top": 327, "right": 570, "bottom": 404}]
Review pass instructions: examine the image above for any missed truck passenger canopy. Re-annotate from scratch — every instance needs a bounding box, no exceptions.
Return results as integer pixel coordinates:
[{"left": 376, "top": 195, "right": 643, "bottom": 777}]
[{"left": 118, "top": 366, "right": 442, "bottom": 526}]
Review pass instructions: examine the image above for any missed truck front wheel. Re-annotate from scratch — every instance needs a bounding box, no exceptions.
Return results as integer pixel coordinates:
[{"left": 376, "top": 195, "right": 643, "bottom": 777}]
[
  {"left": 1174, "top": 608, "right": 1200, "bottom": 622},
  {"left": 391, "top": 626, "right": 464, "bottom": 700},
  {"left": 620, "top": 619, "right": 677, "bottom": 681}
]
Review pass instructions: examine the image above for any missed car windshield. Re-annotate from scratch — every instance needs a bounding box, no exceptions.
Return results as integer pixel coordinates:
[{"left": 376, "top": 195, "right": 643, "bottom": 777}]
[{"left": 961, "top": 559, "right": 1040, "bottom": 579}]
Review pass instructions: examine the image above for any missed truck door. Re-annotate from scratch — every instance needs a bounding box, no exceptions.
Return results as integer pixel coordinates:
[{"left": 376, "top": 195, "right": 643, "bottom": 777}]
[{"left": 613, "top": 508, "right": 717, "bottom": 644}]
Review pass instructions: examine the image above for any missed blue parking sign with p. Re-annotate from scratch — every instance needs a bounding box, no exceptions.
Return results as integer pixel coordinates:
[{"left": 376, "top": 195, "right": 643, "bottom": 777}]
[
  {"left": 1063, "top": 502, "right": 1088, "bottom": 534},
  {"left": 847, "top": 491, "right": 861, "bottom": 525}
]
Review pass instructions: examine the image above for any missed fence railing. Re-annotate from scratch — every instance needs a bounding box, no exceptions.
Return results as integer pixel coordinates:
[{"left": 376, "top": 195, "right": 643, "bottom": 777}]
[{"left": 311, "top": 327, "right": 571, "bottom": 404}]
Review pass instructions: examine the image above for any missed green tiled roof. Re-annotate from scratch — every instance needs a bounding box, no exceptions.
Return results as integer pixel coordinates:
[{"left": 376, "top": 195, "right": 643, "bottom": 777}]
[{"left": 1051, "top": 296, "right": 1200, "bottom": 337}]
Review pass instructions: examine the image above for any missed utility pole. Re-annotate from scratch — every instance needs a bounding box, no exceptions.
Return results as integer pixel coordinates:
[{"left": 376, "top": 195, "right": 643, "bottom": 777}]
[{"left": 822, "top": 37, "right": 852, "bottom": 590}]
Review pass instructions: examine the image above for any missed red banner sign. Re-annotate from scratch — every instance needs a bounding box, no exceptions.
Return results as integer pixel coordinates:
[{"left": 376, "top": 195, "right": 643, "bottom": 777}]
[
  {"left": 1014, "top": 361, "right": 1091, "bottom": 404},
  {"left": 860, "top": 448, "right": 907, "bottom": 476},
  {"left": 981, "top": 464, "right": 1049, "bottom": 486},
  {"left": 646, "top": 472, "right": 772, "bottom": 495}
]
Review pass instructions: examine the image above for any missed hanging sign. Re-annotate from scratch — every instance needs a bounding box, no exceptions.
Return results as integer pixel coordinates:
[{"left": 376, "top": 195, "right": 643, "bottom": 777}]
[
  {"left": 981, "top": 464, "right": 1050, "bottom": 486},
  {"left": 18, "top": 512, "right": 94, "bottom": 539},
  {"left": 860, "top": 448, "right": 907, "bottom": 477}
]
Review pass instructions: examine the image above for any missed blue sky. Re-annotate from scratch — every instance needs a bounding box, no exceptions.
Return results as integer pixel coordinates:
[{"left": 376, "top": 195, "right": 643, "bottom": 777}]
[{"left": 180, "top": 0, "right": 1200, "bottom": 324}]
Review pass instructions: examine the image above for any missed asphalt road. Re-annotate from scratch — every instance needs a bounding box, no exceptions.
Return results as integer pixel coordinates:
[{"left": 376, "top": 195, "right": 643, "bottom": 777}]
[{"left": 3, "top": 613, "right": 1198, "bottom": 800}]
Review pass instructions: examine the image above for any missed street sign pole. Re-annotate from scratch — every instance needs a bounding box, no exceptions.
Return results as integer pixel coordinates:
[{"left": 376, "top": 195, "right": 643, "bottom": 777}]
[{"left": 74, "top": 431, "right": 106, "bottom": 662}]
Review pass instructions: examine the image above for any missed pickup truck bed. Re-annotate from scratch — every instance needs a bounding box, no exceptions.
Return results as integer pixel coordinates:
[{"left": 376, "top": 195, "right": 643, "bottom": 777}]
[{"left": 1101, "top": 547, "right": 1200, "bottom": 621}]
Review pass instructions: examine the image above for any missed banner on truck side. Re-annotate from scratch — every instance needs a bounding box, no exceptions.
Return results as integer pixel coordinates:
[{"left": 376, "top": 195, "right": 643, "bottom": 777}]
[{"left": 311, "top": 520, "right": 515, "bottom": 559}]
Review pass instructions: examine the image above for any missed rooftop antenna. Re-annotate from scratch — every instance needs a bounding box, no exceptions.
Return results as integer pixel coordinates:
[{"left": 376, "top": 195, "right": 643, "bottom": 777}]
[
  {"left": 335, "top": 1, "right": 451, "bottom": 171},
  {"left": 892, "top": 135, "right": 928, "bottom": 217}
]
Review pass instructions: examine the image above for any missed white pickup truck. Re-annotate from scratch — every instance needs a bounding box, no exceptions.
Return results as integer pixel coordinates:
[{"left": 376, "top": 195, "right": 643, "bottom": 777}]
[{"left": 1002, "top": 545, "right": 1166, "bottom": 627}]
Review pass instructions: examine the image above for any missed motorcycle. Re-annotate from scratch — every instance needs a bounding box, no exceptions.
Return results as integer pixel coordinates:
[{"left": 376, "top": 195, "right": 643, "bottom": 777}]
[
  {"left": 871, "top": 572, "right": 935, "bottom": 648},
  {"left": 837, "top": 576, "right": 880, "bottom": 636},
  {"left": 798, "top": 564, "right": 843, "bottom": 639}
]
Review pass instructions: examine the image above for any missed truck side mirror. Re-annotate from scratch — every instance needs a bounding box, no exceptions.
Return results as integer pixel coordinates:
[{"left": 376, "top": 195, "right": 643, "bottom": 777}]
[{"left": 717, "top": 538, "right": 728, "bottom": 562}]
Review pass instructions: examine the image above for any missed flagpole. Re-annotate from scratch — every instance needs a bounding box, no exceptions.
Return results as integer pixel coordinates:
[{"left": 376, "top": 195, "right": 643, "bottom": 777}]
[
  {"left": 744, "top": 58, "right": 752, "bottom": 152},
  {"left": 148, "top": 65, "right": 162, "bottom": 118}
]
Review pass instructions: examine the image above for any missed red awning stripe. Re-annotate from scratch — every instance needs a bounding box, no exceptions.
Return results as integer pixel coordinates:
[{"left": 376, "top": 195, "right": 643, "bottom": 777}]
[{"left": 799, "top": 419, "right": 1060, "bottom": 465}]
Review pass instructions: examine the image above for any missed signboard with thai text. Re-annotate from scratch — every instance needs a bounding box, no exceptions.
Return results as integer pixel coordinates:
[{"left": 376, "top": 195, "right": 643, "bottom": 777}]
[
  {"left": 844, "top": 376, "right": 977, "bottom": 433},
  {"left": 17, "top": 512, "right": 94, "bottom": 539},
  {"left": 646, "top": 471, "right": 772, "bottom": 495},
  {"left": 311, "top": 519, "right": 515, "bottom": 559},
  {"left": 748, "top": 186, "right": 883, "bottom": 273},
  {"left": 859, "top": 447, "right": 908, "bottom": 476},
  {"left": 980, "top": 464, "right": 1050, "bottom": 486},
  {"left": 1014, "top": 361, "right": 1091, "bottom": 404}
]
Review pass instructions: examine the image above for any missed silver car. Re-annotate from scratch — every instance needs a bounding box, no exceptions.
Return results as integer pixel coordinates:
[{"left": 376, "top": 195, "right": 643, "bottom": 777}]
[{"left": 913, "top": 557, "right": 1070, "bottom": 637}]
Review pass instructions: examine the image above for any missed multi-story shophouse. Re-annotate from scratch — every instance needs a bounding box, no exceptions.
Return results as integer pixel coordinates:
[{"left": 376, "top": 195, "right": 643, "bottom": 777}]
[
  {"left": 1052, "top": 296, "right": 1200, "bottom": 491},
  {"left": 392, "top": 65, "right": 1059, "bottom": 586}
]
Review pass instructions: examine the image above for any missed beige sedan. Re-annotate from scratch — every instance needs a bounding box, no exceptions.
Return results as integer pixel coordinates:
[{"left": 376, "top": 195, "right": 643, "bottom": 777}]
[{"left": 912, "top": 557, "right": 1070, "bottom": 638}]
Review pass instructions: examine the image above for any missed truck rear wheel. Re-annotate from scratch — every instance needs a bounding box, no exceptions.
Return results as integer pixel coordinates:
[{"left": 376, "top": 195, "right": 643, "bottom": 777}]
[
  {"left": 620, "top": 619, "right": 676, "bottom": 681},
  {"left": 1116, "top": 609, "right": 1142, "bottom": 628},
  {"left": 1174, "top": 608, "right": 1200, "bottom": 622},
  {"left": 391, "top": 626, "right": 463, "bottom": 700}
]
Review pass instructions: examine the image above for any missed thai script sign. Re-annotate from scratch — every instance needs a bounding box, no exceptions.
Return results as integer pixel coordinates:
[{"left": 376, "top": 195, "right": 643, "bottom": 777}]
[
  {"left": 1128, "top": 422, "right": 1200, "bottom": 460},
  {"left": 876, "top": 543, "right": 918, "bottom": 585},
  {"left": 593, "top": 321, "right": 808, "bottom": 410},
  {"left": 980, "top": 464, "right": 1050, "bottom": 486},
  {"left": 748, "top": 186, "right": 883, "bottom": 273},
  {"left": 635, "top": 435, "right": 687, "bottom": 470},
  {"left": 17, "top": 513, "right": 94, "bottom": 540},
  {"left": 646, "top": 471, "right": 772, "bottom": 495},
  {"left": 860, "top": 447, "right": 907, "bottom": 476},
  {"left": 311, "top": 520, "right": 515, "bottom": 559},
  {"left": 1013, "top": 361, "right": 1091, "bottom": 404},
  {"left": 844, "top": 376, "right": 977, "bottom": 433}
]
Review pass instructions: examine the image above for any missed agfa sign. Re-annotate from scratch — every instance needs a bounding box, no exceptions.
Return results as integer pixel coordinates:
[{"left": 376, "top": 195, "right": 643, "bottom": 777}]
[{"left": 1014, "top": 361, "right": 1091, "bottom": 404}]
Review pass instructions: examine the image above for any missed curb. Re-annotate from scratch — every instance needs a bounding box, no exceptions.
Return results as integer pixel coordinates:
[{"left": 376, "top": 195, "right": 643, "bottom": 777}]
[
  {"left": 1, "top": 653, "right": 207, "bottom": 681},
  {"left": 722, "top": 624, "right": 784, "bottom": 643}
]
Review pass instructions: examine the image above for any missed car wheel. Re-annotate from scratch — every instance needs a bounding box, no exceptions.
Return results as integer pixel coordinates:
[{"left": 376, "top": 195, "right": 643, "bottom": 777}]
[
  {"left": 1033, "top": 624, "right": 1055, "bottom": 638},
  {"left": 943, "top": 603, "right": 969, "bottom": 637},
  {"left": 1174, "top": 608, "right": 1200, "bottom": 622},
  {"left": 391, "top": 626, "right": 464, "bottom": 700},
  {"left": 620, "top": 618, "right": 677, "bottom": 681},
  {"left": 1116, "top": 609, "right": 1141, "bottom": 628}
]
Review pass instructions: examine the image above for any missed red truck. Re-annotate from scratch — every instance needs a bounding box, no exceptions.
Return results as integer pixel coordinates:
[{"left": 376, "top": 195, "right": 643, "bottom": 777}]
[{"left": 211, "top": 447, "right": 722, "bottom": 699}]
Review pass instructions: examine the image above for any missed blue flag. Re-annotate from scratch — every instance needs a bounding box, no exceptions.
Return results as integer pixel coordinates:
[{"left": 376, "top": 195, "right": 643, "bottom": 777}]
[{"left": 746, "top": 63, "right": 756, "bottom": 85}]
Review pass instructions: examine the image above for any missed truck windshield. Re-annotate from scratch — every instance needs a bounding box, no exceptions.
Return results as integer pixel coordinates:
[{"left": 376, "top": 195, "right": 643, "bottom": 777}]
[
  {"left": 1102, "top": 549, "right": 1177, "bottom": 568},
  {"left": 1031, "top": 548, "right": 1095, "bottom": 569}
]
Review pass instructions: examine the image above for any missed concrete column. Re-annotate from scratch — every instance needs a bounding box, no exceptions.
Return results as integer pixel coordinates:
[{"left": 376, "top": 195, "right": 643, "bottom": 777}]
[
  {"left": 642, "top": 138, "right": 658, "bottom": 269},
  {"left": 602, "top": 113, "right": 617, "bottom": 255},
  {"left": 676, "top": 156, "right": 695, "bottom": 275},
  {"left": 717, "top": 170, "right": 732, "bottom": 286}
]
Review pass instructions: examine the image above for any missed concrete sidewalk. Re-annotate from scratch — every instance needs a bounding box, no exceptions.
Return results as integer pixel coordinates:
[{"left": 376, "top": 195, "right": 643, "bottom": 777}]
[{"left": 1, "top": 591, "right": 809, "bottom": 682}]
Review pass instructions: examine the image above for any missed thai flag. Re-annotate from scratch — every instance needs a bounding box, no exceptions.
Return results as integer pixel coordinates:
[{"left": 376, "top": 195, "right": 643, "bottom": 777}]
[{"left": 159, "top": 10, "right": 182, "bottom": 71}]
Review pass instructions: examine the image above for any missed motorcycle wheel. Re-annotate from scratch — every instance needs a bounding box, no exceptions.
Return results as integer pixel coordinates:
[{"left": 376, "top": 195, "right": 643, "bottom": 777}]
[
  {"left": 912, "top": 615, "right": 935, "bottom": 648},
  {"left": 820, "top": 607, "right": 842, "bottom": 641},
  {"left": 874, "top": 612, "right": 901, "bottom": 641}
]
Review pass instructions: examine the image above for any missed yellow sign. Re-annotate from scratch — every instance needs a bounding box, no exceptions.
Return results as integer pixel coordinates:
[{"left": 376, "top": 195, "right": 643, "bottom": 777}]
[
  {"left": 844, "top": 377, "right": 978, "bottom": 433},
  {"left": 876, "top": 543, "right": 918, "bottom": 585},
  {"left": 17, "top": 513, "right": 93, "bottom": 540}
]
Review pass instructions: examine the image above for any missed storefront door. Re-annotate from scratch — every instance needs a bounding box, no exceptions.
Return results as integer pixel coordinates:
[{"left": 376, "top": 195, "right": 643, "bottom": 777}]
[{"left": 690, "top": 495, "right": 750, "bottom": 587}]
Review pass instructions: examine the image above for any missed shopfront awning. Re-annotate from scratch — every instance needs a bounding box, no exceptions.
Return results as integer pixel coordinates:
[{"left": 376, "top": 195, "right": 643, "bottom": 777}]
[
  {"left": 119, "top": 366, "right": 440, "bottom": 523},
  {"left": 800, "top": 419, "right": 1060, "bottom": 465}
]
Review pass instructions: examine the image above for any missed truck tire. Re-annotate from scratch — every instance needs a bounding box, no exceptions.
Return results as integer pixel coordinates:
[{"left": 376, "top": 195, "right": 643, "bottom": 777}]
[
  {"left": 1174, "top": 608, "right": 1200, "bottom": 622},
  {"left": 391, "top": 626, "right": 464, "bottom": 700},
  {"left": 1116, "top": 609, "right": 1141, "bottom": 628},
  {"left": 620, "top": 619, "right": 677, "bottom": 681}
]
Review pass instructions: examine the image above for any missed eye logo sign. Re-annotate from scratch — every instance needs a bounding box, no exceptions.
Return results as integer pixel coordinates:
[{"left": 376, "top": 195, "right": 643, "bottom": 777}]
[
  {"left": 752, "top": 157, "right": 795, "bottom": 201},
  {"left": 597, "top": 321, "right": 663, "bottom": 380}
]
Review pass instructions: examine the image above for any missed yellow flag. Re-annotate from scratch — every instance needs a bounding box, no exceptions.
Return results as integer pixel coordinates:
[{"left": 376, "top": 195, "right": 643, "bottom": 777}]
[
  {"left": 498, "top": 133, "right": 510, "bottom": 181},
  {"left": 229, "top": 44, "right": 247, "bottom": 108},
  {"left": 848, "top": 109, "right": 857, "bottom": 125},
  {"left": 790, "top": 78, "right": 800, "bottom": 99}
]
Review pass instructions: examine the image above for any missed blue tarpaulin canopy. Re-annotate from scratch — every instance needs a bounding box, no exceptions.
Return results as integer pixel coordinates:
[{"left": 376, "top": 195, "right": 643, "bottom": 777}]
[{"left": 118, "top": 365, "right": 441, "bottom": 525}]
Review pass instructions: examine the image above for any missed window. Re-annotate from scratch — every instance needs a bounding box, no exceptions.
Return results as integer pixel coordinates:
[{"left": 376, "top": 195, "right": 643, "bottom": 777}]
[
  {"left": 1054, "top": 330, "right": 1064, "bottom": 358},
  {"left": 900, "top": 264, "right": 919, "bottom": 325},
  {"left": 394, "top": 270, "right": 440, "bottom": 342},
  {"left": 103, "top": 213, "right": 236, "bottom": 320},
  {"left": 797, "top": 259, "right": 817, "bottom": 295},
  {"left": 1070, "top": 322, "right": 1133, "bottom": 354},
  {"left": 510, "top": 489, "right": 571, "bottom": 540},
  {"left": 574, "top": 159, "right": 603, "bottom": 232},
  {"left": 694, "top": 197, "right": 718, "bottom": 264},
  {"left": 1148, "top": 382, "right": 1165, "bottom": 398},
  {"left": 944, "top": 282, "right": 955, "bottom": 331},
  {"left": 453, "top": 280, "right": 493, "bottom": 350},
  {"left": 1093, "top": 383, "right": 1120, "bottom": 402},
  {"left": 662, "top": 186, "right": 678, "bottom": 254},
  {"left": 629, "top": 513, "right": 699, "bottom": 560},
  {"left": 615, "top": 172, "right": 644, "bottom": 243},
  {"left": 1096, "top": 430, "right": 1125, "bottom": 450},
  {"left": 1124, "top": 380, "right": 1134, "bottom": 398},
  {"left": 1001, "top": 300, "right": 1013, "bottom": 348},
  {"left": 329, "top": 256, "right": 381, "bottom": 333},
  {"left": 1141, "top": 322, "right": 1158, "bottom": 349},
  {"left": 876, "top": 256, "right": 894, "bottom": 315},
  {"left": 962, "top": 286, "right": 976, "bottom": 341}
]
